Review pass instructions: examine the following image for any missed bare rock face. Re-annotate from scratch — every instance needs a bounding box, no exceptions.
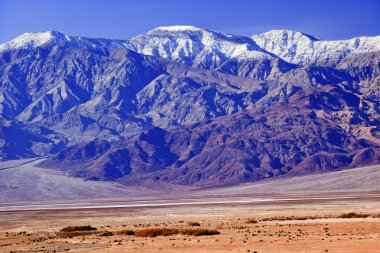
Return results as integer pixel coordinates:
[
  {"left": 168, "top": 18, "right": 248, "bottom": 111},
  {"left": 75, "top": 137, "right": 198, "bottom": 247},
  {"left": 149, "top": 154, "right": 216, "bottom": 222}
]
[
  {"left": 0, "top": 120, "right": 66, "bottom": 160},
  {"left": 40, "top": 85, "right": 380, "bottom": 186},
  {"left": 1, "top": 27, "right": 380, "bottom": 187}
]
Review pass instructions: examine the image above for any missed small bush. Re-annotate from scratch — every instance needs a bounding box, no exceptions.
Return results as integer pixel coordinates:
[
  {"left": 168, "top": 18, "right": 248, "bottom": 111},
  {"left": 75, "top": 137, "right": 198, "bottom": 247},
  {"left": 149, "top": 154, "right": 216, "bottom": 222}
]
[
  {"left": 134, "top": 228, "right": 220, "bottom": 237},
  {"left": 187, "top": 221, "right": 201, "bottom": 226},
  {"left": 117, "top": 229, "right": 135, "bottom": 235},
  {"left": 245, "top": 219, "right": 258, "bottom": 224},
  {"left": 58, "top": 231, "right": 98, "bottom": 238},
  {"left": 135, "top": 228, "right": 179, "bottom": 237},
  {"left": 58, "top": 225, "right": 98, "bottom": 238},
  {"left": 338, "top": 212, "right": 369, "bottom": 218},
  {"left": 182, "top": 229, "right": 220, "bottom": 236},
  {"left": 60, "top": 225, "right": 97, "bottom": 232}
]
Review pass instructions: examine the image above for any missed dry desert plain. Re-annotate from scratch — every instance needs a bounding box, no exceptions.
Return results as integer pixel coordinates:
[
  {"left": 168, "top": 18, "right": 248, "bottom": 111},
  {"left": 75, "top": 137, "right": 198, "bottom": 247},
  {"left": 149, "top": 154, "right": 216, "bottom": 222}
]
[{"left": 0, "top": 161, "right": 380, "bottom": 252}]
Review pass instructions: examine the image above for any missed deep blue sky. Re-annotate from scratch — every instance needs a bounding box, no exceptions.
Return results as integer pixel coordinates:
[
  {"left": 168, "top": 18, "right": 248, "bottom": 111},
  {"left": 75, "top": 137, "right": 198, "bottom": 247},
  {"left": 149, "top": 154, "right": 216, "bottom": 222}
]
[{"left": 0, "top": 0, "right": 379, "bottom": 43}]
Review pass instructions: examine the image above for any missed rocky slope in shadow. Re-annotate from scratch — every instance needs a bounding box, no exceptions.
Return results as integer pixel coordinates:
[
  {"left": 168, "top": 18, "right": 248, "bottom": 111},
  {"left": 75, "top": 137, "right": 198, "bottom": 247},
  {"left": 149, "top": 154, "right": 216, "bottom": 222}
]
[{"left": 40, "top": 84, "right": 380, "bottom": 187}]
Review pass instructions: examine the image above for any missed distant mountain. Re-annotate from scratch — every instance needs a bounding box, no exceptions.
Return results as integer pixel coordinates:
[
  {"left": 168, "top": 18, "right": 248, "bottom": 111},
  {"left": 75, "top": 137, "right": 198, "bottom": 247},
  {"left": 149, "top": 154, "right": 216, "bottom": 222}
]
[
  {"left": 1, "top": 26, "right": 379, "bottom": 187},
  {"left": 40, "top": 84, "right": 380, "bottom": 186},
  {"left": 128, "top": 26, "right": 274, "bottom": 69},
  {"left": 0, "top": 30, "right": 129, "bottom": 52},
  {"left": 251, "top": 30, "right": 380, "bottom": 66}
]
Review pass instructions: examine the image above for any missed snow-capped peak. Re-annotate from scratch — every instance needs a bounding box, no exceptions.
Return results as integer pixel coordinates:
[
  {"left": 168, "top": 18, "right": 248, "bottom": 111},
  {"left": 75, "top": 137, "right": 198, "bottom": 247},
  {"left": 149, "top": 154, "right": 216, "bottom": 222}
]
[
  {"left": 129, "top": 25, "right": 274, "bottom": 68},
  {"left": 252, "top": 29, "right": 380, "bottom": 65},
  {"left": 0, "top": 31, "right": 65, "bottom": 52},
  {"left": 0, "top": 30, "right": 129, "bottom": 53},
  {"left": 152, "top": 25, "right": 203, "bottom": 32},
  {"left": 257, "top": 29, "right": 319, "bottom": 41}
]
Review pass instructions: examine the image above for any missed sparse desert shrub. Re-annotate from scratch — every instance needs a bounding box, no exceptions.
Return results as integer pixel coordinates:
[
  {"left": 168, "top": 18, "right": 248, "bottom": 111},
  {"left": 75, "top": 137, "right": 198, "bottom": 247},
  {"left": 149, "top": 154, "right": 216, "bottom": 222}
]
[
  {"left": 181, "top": 229, "right": 220, "bottom": 236},
  {"left": 338, "top": 212, "right": 369, "bottom": 218},
  {"left": 60, "top": 225, "right": 97, "bottom": 232},
  {"left": 187, "top": 221, "right": 201, "bottom": 226},
  {"left": 58, "top": 231, "right": 98, "bottom": 238},
  {"left": 134, "top": 228, "right": 220, "bottom": 237},
  {"left": 245, "top": 219, "right": 258, "bottom": 224},
  {"left": 58, "top": 225, "right": 98, "bottom": 238},
  {"left": 101, "top": 232, "right": 114, "bottom": 236},
  {"left": 117, "top": 229, "right": 135, "bottom": 235},
  {"left": 135, "top": 228, "right": 180, "bottom": 237}
]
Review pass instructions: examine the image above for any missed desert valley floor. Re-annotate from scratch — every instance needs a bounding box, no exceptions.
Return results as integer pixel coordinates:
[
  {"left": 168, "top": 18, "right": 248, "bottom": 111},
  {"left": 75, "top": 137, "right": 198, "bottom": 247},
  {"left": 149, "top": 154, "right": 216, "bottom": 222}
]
[{"left": 0, "top": 160, "right": 380, "bottom": 252}]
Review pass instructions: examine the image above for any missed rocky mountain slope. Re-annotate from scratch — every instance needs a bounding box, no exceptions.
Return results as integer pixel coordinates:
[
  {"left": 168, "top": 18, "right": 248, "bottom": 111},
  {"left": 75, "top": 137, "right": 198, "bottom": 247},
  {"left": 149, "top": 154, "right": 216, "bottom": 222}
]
[
  {"left": 40, "top": 84, "right": 380, "bottom": 186},
  {"left": 1, "top": 26, "right": 379, "bottom": 186}
]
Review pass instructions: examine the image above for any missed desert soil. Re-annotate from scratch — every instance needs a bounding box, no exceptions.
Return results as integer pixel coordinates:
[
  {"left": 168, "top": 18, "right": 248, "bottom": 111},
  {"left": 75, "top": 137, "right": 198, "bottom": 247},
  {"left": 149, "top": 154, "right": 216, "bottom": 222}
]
[{"left": 0, "top": 192, "right": 380, "bottom": 253}]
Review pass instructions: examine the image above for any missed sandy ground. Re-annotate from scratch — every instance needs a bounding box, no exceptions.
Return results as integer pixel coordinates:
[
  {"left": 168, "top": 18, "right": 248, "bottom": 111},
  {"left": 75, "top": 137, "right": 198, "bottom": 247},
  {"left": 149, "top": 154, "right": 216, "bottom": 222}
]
[
  {"left": 1, "top": 192, "right": 380, "bottom": 253},
  {"left": 1, "top": 159, "right": 380, "bottom": 252}
]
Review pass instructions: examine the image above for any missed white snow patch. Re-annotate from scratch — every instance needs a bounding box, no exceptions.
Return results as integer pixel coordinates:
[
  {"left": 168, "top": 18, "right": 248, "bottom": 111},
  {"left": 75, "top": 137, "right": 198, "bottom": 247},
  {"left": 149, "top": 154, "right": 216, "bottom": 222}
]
[
  {"left": 153, "top": 25, "right": 202, "bottom": 32},
  {"left": 0, "top": 31, "right": 54, "bottom": 52}
]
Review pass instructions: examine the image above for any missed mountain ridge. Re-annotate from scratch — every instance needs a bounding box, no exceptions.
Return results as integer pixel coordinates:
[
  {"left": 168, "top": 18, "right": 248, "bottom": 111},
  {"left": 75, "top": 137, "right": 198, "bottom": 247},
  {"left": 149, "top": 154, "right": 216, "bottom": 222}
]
[
  {"left": 0, "top": 30, "right": 130, "bottom": 53},
  {"left": 2, "top": 26, "right": 379, "bottom": 67},
  {"left": 1, "top": 26, "right": 379, "bottom": 187}
]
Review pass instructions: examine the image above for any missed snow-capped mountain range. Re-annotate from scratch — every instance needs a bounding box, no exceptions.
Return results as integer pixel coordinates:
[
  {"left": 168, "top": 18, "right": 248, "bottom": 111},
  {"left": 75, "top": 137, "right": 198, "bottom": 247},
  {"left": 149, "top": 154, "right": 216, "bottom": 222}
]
[
  {"left": 1, "top": 26, "right": 380, "bottom": 187},
  {"left": 1, "top": 26, "right": 380, "bottom": 67}
]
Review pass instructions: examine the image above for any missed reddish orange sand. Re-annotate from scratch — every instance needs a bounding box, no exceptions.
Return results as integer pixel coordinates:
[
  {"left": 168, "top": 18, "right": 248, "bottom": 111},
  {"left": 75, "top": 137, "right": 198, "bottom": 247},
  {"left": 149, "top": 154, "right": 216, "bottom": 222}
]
[{"left": 1, "top": 194, "right": 380, "bottom": 253}]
